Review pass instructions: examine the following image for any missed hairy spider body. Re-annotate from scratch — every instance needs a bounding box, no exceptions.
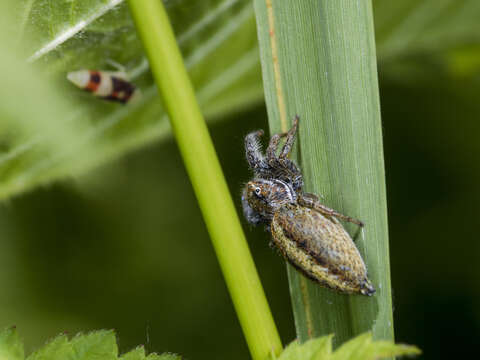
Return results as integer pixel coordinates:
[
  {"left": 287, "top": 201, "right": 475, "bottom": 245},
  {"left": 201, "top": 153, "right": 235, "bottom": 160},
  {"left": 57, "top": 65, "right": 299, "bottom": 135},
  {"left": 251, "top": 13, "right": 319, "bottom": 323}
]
[
  {"left": 242, "top": 116, "right": 375, "bottom": 296},
  {"left": 243, "top": 179, "right": 297, "bottom": 223}
]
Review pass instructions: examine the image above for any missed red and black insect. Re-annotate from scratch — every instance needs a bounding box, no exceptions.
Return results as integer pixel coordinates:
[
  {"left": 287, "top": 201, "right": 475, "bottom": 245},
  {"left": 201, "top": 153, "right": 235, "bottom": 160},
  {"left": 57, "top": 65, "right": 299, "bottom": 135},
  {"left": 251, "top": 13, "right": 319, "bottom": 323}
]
[{"left": 67, "top": 70, "right": 140, "bottom": 104}]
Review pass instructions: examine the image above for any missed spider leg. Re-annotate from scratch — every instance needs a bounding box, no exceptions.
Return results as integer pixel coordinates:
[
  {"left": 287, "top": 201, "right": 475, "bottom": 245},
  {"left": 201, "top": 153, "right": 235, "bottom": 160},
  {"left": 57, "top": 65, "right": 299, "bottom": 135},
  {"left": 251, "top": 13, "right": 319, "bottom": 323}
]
[
  {"left": 266, "top": 115, "right": 299, "bottom": 160},
  {"left": 279, "top": 115, "right": 299, "bottom": 159},
  {"left": 278, "top": 158, "right": 303, "bottom": 191},
  {"left": 266, "top": 133, "right": 284, "bottom": 161},
  {"left": 265, "top": 116, "right": 303, "bottom": 191},
  {"left": 245, "top": 129, "right": 268, "bottom": 171},
  {"left": 299, "top": 193, "right": 364, "bottom": 227}
]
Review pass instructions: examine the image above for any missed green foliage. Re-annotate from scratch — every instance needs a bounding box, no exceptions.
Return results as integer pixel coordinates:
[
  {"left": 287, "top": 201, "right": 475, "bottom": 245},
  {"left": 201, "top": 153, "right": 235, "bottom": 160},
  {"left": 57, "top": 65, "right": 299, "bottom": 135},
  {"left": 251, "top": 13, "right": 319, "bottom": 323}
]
[
  {"left": 1, "top": 0, "right": 480, "bottom": 202},
  {"left": 253, "top": 0, "right": 393, "bottom": 346},
  {"left": 278, "top": 333, "right": 420, "bottom": 360},
  {"left": 279, "top": 335, "right": 332, "bottom": 360},
  {"left": 0, "top": 327, "right": 24, "bottom": 360},
  {"left": 0, "top": 1, "right": 476, "bottom": 359},
  {"left": 0, "top": 0, "right": 262, "bottom": 200},
  {"left": 252, "top": 0, "right": 480, "bottom": 353},
  {"left": 0, "top": 328, "right": 419, "bottom": 360},
  {"left": 374, "top": 0, "right": 480, "bottom": 63},
  {"left": 126, "top": 1, "right": 281, "bottom": 359},
  {"left": 0, "top": 328, "right": 179, "bottom": 360}
]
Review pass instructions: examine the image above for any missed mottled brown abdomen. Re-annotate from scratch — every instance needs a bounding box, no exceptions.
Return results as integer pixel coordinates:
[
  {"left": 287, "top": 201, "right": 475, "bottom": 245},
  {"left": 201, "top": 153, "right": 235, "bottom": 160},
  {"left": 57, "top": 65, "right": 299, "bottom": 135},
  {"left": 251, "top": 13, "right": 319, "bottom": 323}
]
[{"left": 271, "top": 203, "right": 374, "bottom": 295}]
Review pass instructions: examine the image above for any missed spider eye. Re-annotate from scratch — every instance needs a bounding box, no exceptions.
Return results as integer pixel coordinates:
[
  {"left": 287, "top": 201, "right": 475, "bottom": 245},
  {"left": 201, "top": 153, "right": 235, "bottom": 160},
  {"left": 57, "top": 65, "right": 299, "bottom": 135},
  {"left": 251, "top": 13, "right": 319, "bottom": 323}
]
[{"left": 254, "top": 187, "right": 262, "bottom": 196}]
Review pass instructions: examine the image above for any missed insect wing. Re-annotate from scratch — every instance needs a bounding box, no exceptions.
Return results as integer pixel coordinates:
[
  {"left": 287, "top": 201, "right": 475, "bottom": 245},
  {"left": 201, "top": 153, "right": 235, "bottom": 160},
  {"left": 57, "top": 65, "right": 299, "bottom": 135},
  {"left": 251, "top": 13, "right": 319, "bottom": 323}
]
[{"left": 101, "top": 75, "right": 139, "bottom": 104}]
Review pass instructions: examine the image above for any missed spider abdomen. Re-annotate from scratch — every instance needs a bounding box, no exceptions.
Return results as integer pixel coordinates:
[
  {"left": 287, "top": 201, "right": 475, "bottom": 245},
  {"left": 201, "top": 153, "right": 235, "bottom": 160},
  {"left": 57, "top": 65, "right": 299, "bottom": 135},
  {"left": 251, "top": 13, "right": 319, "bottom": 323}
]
[{"left": 271, "top": 203, "right": 374, "bottom": 295}]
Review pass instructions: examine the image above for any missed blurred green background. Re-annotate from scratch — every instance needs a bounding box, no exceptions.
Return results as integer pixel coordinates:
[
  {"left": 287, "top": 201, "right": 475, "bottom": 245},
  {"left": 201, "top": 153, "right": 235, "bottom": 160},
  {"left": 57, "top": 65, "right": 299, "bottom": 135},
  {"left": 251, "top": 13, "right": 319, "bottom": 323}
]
[{"left": 1, "top": 0, "right": 480, "bottom": 359}]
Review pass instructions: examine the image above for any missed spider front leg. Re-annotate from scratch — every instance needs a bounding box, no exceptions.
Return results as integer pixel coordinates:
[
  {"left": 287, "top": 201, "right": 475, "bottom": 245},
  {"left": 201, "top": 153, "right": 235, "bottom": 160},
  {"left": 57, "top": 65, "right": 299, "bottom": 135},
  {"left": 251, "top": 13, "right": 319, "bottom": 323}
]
[
  {"left": 279, "top": 115, "right": 299, "bottom": 159},
  {"left": 245, "top": 129, "right": 268, "bottom": 171},
  {"left": 265, "top": 115, "right": 300, "bottom": 161},
  {"left": 299, "top": 193, "right": 364, "bottom": 227},
  {"left": 264, "top": 116, "right": 303, "bottom": 192},
  {"left": 266, "top": 132, "right": 287, "bottom": 161}
]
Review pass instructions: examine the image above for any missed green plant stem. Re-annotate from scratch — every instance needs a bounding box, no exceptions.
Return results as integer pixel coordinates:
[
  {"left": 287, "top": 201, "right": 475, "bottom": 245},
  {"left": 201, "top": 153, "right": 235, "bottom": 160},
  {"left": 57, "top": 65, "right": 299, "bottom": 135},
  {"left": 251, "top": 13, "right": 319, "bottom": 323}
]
[
  {"left": 253, "top": 0, "right": 394, "bottom": 348},
  {"left": 127, "top": 1, "right": 282, "bottom": 359}
]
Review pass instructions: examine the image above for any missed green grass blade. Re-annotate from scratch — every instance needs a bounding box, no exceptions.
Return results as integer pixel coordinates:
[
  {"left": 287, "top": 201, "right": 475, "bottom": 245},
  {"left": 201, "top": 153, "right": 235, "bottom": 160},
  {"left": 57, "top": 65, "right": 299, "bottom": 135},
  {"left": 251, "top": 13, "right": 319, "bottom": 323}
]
[
  {"left": 253, "top": 0, "right": 394, "bottom": 347},
  {"left": 126, "top": 1, "right": 282, "bottom": 359}
]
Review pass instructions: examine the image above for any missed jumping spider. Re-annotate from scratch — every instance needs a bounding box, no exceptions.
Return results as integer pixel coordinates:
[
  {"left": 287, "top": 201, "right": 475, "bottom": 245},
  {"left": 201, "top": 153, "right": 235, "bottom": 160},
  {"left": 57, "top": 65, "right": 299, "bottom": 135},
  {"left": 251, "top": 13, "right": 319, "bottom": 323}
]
[{"left": 242, "top": 116, "right": 375, "bottom": 296}]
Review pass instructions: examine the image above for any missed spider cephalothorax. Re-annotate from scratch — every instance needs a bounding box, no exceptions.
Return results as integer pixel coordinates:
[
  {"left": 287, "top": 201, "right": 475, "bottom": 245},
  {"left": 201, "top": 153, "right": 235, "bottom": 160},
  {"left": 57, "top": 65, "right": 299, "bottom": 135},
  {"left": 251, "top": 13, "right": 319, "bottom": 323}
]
[
  {"left": 242, "top": 116, "right": 375, "bottom": 296},
  {"left": 244, "top": 178, "right": 297, "bottom": 222}
]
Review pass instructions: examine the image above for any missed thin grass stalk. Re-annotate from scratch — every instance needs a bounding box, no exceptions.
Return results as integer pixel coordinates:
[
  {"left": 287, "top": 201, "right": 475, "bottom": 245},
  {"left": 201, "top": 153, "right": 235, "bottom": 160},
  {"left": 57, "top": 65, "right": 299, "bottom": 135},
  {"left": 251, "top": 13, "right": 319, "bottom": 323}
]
[
  {"left": 127, "top": 1, "right": 282, "bottom": 359},
  {"left": 253, "top": 0, "right": 394, "bottom": 348}
]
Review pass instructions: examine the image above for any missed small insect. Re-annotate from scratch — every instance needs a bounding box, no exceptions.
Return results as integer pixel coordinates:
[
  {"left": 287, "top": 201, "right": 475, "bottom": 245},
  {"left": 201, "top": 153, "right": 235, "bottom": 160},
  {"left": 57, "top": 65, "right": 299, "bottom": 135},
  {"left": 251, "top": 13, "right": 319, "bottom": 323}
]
[
  {"left": 67, "top": 68, "right": 140, "bottom": 104},
  {"left": 242, "top": 116, "right": 375, "bottom": 296}
]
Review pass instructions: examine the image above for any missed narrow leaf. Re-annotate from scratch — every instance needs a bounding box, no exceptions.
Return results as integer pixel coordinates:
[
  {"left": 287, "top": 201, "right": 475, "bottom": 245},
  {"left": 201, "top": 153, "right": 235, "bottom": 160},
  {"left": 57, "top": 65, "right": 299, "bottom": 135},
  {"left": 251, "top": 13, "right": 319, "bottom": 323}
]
[
  {"left": 253, "top": 0, "right": 394, "bottom": 347},
  {"left": 127, "top": 1, "right": 282, "bottom": 359}
]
